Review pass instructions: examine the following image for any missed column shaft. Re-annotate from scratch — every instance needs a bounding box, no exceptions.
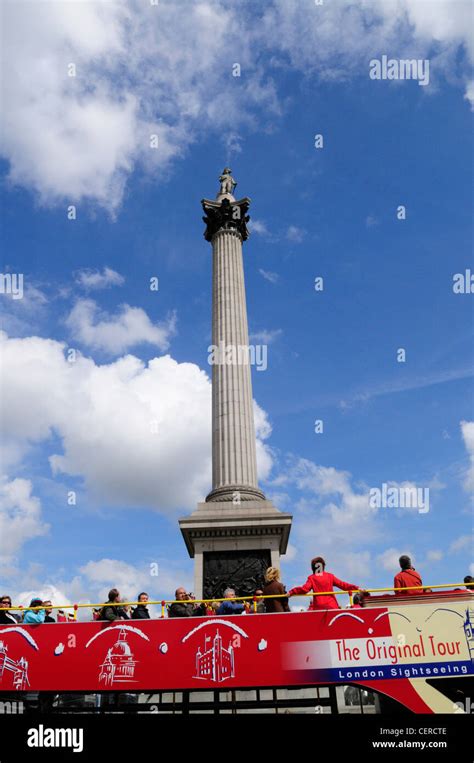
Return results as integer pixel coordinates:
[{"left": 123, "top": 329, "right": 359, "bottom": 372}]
[{"left": 210, "top": 228, "right": 260, "bottom": 498}]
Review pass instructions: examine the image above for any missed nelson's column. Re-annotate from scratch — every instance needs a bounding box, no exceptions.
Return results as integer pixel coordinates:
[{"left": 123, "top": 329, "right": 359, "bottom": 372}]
[{"left": 179, "top": 169, "right": 292, "bottom": 599}]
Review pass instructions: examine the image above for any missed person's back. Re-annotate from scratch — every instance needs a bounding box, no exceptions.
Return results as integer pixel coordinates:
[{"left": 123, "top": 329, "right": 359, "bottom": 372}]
[
  {"left": 305, "top": 571, "right": 350, "bottom": 609},
  {"left": 394, "top": 555, "right": 422, "bottom": 596},
  {"left": 289, "top": 558, "right": 359, "bottom": 610},
  {"left": 263, "top": 579, "right": 289, "bottom": 613}
]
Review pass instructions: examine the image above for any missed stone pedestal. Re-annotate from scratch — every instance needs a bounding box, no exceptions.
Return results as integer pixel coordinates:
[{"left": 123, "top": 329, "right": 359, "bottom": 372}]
[{"left": 179, "top": 500, "right": 292, "bottom": 599}]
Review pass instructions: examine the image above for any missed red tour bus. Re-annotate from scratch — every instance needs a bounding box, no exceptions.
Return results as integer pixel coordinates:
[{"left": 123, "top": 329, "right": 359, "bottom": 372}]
[{"left": 0, "top": 587, "right": 472, "bottom": 713}]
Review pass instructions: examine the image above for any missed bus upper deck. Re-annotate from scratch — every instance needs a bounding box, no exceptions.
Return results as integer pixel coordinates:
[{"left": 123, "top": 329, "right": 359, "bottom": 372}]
[{"left": 0, "top": 583, "right": 472, "bottom": 713}]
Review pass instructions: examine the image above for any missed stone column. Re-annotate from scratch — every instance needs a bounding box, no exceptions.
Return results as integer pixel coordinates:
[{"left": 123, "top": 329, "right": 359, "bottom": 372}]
[
  {"left": 207, "top": 215, "right": 264, "bottom": 502},
  {"left": 179, "top": 170, "right": 292, "bottom": 599}
]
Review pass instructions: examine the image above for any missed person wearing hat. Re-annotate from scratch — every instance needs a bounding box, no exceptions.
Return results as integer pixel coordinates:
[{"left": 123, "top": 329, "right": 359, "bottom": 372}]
[{"left": 23, "top": 598, "right": 46, "bottom": 624}]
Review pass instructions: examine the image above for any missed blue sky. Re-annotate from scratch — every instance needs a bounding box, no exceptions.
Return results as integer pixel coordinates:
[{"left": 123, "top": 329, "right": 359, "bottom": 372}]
[{"left": 0, "top": 0, "right": 472, "bottom": 612}]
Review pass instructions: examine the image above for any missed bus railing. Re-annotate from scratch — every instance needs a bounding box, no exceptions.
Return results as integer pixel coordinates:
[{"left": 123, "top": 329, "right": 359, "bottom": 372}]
[{"left": 0, "top": 582, "right": 470, "bottom": 619}]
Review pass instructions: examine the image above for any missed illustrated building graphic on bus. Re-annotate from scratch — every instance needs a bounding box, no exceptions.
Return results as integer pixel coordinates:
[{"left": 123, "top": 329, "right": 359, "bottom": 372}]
[
  {"left": 0, "top": 640, "right": 30, "bottom": 691},
  {"left": 195, "top": 630, "right": 235, "bottom": 683},
  {"left": 463, "top": 608, "right": 474, "bottom": 663},
  {"left": 99, "top": 629, "right": 138, "bottom": 687}
]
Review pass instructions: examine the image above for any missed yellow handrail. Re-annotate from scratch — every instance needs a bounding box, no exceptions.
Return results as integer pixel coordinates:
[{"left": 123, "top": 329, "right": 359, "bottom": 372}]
[{"left": 0, "top": 582, "right": 470, "bottom": 614}]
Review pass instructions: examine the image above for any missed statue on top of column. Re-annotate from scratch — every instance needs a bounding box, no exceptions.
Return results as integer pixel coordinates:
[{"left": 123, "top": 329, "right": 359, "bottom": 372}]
[{"left": 218, "top": 168, "right": 237, "bottom": 199}]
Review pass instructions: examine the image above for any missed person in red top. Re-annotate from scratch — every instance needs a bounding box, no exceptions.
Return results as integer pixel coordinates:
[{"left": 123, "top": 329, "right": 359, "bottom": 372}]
[
  {"left": 394, "top": 555, "right": 422, "bottom": 595},
  {"left": 288, "top": 557, "right": 359, "bottom": 610}
]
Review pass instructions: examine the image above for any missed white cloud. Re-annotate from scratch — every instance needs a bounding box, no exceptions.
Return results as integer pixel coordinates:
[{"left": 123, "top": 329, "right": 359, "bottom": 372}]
[
  {"left": 0, "top": 331, "right": 273, "bottom": 513},
  {"left": 285, "top": 225, "right": 305, "bottom": 243},
  {"left": 259, "top": 269, "right": 279, "bottom": 284},
  {"left": 2, "top": 1, "right": 471, "bottom": 212},
  {"left": 0, "top": 477, "right": 49, "bottom": 566},
  {"left": 337, "top": 367, "right": 474, "bottom": 408},
  {"left": 464, "top": 80, "right": 474, "bottom": 110},
  {"left": 13, "top": 557, "right": 194, "bottom": 620},
  {"left": 224, "top": 132, "right": 243, "bottom": 156},
  {"left": 262, "top": 0, "right": 473, "bottom": 103},
  {"left": 0, "top": 0, "right": 279, "bottom": 212},
  {"left": 75, "top": 267, "right": 125, "bottom": 290},
  {"left": 250, "top": 220, "right": 271, "bottom": 237},
  {"left": 281, "top": 543, "right": 297, "bottom": 562},
  {"left": 249, "top": 328, "right": 282, "bottom": 344},
  {"left": 0, "top": 284, "right": 49, "bottom": 337},
  {"left": 278, "top": 459, "right": 380, "bottom": 584},
  {"left": 16, "top": 584, "right": 70, "bottom": 611},
  {"left": 80, "top": 559, "right": 154, "bottom": 603},
  {"left": 254, "top": 401, "right": 273, "bottom": 484},
  {"left": 449, "top": 535, "right": 473, "bottom": 554},
  {"left": 79, "top": 558, "right": 192, "bottom": 604},
  {"left": 276, "top": 457, "right": 440, "bottom": 585},
  {"left": 426, "top": 549, "right": 444, "bottom": 563},
  {"left": 365, "top": 215, "right": 379, "bottom": 228},
  {"left": 460, "top": 420, "right": 474, "bottom": 492},
  {"left": 65, "top": 299, "right": 176, "bottom": 354},
  {"left": 375, "top": 548, "right": 408, "bottom": 573}
]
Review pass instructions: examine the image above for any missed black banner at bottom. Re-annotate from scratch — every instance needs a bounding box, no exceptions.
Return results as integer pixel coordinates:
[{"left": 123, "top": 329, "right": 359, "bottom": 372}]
[{"left": 0, "top": 712, "right": 471, "bottom": 761}]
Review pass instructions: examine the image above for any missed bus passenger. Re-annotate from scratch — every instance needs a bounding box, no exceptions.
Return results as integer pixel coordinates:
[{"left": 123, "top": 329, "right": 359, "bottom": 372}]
[
  {"left": 217, "top": 588, "right": 247, "bottom": 615},
  {"left": 43, "top": 600, "right": 56, "bottom": 622},
  {"left": 100, "top": 588, "right": 128, "bottom": 621},
  {"left": 394, "top": 555, "right": 423, "bottom": 596},
  {"left": 132, "top": 592, "right": 150, "bottom": 619},
  {"left": 0, "top": 595, "right": 20, "bottom": 624},
  {"left": 23, "top": 598, "right": 46, "bottom": 624},
  {"left": 288, "top": 557, "right": 359, "bottom": 611},
  {"left": 262, "top": 568, "right": 290, "bottom": 613}
]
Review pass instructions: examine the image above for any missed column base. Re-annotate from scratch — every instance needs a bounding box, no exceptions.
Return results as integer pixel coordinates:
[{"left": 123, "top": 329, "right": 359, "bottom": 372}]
[{"left": 205, "top": 485, "right": 266, "bottom": 503}]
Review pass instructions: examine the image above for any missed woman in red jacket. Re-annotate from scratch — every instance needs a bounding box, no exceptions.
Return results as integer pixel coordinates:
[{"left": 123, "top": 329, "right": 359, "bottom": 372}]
[{"left": 288, "top": 557, "right": 360, "bottom": 611}]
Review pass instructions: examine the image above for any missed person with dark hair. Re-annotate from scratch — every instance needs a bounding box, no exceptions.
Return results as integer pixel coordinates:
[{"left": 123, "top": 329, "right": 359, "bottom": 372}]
[
  {"left": 464, "top": 576, "right": 474, "bottom": 591},
  {"left": 394, "top": 555, "right": 423, "bottom": 596},
  {"left": 132, "top": 592, "right": 150, "bottom": 619},
  {"left": 23, "top": 598, "right": 46, "bottom": 624},
  {"left": 0, "top": 595, "right": 20, "bottom": 624},
  {"left": 288, "top": 557, "right": 360, "bottom": 610},
  {"left": 43, "top": 600, "right": 56, "bottom": 623},
  {"left": 100, "top": 589, "right": 128, "bottom": 622},
  {"left": 351, "top": 592, "right": 365, "bottom": 608}
]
